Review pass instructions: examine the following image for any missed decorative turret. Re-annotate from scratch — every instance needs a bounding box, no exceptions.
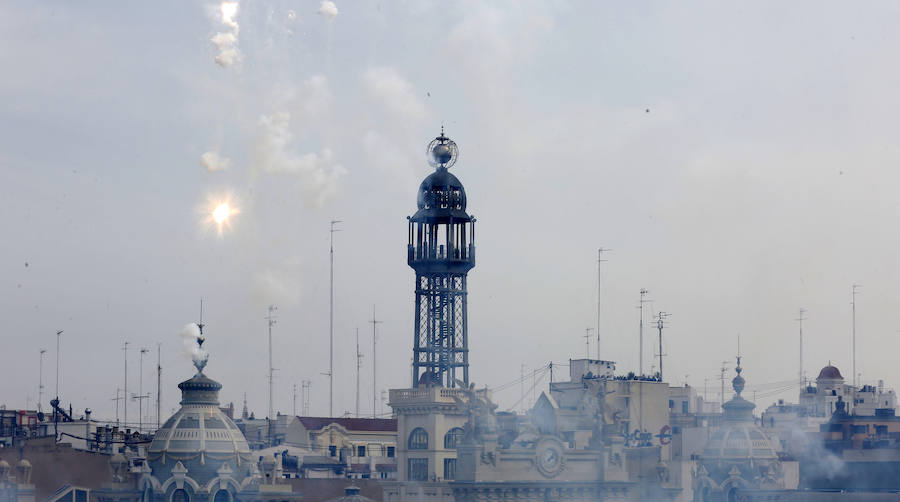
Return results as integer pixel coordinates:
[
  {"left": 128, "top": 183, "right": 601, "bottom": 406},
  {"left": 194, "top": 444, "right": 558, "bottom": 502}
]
[
  {"left": 722, "top": 356, "right": 755, "bottom": 421},
  {"left": 407, "top": 129, "right": 476, "bottom": 388}
]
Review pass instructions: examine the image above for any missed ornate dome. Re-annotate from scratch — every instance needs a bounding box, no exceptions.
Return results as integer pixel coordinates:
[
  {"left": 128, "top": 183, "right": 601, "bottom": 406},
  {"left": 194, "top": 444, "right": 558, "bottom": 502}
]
[
  {"left": 702, "top": 357, "right": 778, "bottom": 462},
  {"left": 817, "top": 365, "right": 843, "bottom": 381},
  {"left": 147, "top": 329, "right": 253, "bottom": 486},
  {"left": 411, "top": 130, "right": 471, "bottom": 222}
]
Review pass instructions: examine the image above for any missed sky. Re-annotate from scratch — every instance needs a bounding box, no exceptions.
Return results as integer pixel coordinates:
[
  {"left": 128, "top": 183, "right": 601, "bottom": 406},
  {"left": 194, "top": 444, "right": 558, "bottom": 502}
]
[{"left": 3, "top": 0, "right": 900, "bottom": 426}]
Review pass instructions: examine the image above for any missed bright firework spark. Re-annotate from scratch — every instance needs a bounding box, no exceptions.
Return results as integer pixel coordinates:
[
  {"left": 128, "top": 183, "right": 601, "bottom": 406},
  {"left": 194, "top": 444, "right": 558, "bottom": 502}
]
[
  {"left": 201, "top": 193, "right": 240, "bottom": 236},
  {"left": 220, "top": 2, "right": 239, "bottom": 29}
]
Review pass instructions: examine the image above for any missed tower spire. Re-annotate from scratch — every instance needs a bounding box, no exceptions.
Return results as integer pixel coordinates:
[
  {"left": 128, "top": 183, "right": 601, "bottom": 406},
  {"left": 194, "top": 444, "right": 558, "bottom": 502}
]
[{"left": 409, "top": 130, "right": 474, "bottom": 388}]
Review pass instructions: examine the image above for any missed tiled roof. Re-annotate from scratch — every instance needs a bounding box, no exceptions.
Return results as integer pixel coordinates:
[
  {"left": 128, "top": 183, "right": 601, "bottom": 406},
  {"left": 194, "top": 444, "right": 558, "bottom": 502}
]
[{"left": 297, "top": 417, "right": 397, "bottom": 432}]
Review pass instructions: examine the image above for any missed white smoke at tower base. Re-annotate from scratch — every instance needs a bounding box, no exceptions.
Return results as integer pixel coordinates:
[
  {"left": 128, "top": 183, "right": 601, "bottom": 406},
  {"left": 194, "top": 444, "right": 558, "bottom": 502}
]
[
  {"left": 200, "top": 151, "right": 232, "bottom": 172},
  {"left": 178, "top": 323, "right": 209, "bottom": 370}
]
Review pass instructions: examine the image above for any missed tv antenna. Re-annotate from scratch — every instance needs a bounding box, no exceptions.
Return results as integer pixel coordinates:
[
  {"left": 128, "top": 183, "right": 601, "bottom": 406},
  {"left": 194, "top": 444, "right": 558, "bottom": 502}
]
[
  {"left": 356, "top": 327, "right": 363, "bottom": 417},
  {"left": 583, "top": 328, "right": 593, "bottom": 359},
  {"left": 796, "top": 308, "right": 806, "bottom": 387},
  {"left": 596, "top": 248, "right": 611, "bottom": 359},
  {"left": 370, "top": 305, "right": 383, "bottom": 419},
  {"left": 328, "top": 219, "right": 342, "bottom": 417},
  {"left": 655, "top": 312, "right": 671, "bottom": 381},
  {"left": 637, "top": 289, "right": 651, "bottom": 375},
  {"left": 266, "top": 305, "right": 278, "bottom": 419}
]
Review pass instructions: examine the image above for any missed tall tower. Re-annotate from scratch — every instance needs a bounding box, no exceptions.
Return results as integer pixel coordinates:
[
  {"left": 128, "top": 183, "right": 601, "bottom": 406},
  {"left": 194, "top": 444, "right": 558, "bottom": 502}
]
[{"left": 408, "top": 130, "right": 476, "bottom": 388}]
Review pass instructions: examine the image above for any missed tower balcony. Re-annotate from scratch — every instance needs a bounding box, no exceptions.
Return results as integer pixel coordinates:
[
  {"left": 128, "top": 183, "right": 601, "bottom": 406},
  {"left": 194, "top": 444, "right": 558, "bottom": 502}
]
[{"left": 407, "top": 243, "right": 475, "bottom": 273}]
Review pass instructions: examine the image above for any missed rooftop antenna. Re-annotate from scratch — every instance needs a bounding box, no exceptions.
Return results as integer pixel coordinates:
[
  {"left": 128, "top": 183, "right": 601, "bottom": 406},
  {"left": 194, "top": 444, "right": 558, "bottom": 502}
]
[
  {"left": 583, "top": 328, "right": 593, "bottom": 359},
  {"left": 54, "top": 330, "right": 63, "bottom": 439},
  {"left": 328, "top": 220, "right": 342, "bottom": 417},
  {"left": 301, "top": 380, "right": 311, "bottom": 416},
  {"left": 156, "top": 343, "right": 162, "bottom": 430},
  {"left": 355, "top": 327, "right": 363, "bottom": 417},
  {"left": 111, "top": 388, "right": 123, "bottom": 425},
  {"left": 796, "top": 308, "right": 806, "bottom": 387},
  {"left": 370, "top": 305, "right": 383, "bottom": 419},
  {"left": 138, "top": 348, "right": 149, "bottom": 434},
  {"left": 596, "top": 248, "right": 611, "bottom": 359},
  {"left": 638, "top": 289, "right": 650, "bottom": 376},
  {"left": 293, "top": 384, "right": 298, "bottom": 416},
  {"left": 852, "top": 284, "right": 860, "bottom": 389},
  {"left": 655, "top": 312, "right": 671, "bottom": 381},
  {"left": 123, "top": 341, "right": 129, "bottom": 429},
  {"left": 38, "top": 349, "right": 46, "bottom": 413},
  {"left": 720, "top": 361, "right": 729, "bottom": 407},
  {"left": 266, "top": 305, "right": 278, "bottom": 419}
]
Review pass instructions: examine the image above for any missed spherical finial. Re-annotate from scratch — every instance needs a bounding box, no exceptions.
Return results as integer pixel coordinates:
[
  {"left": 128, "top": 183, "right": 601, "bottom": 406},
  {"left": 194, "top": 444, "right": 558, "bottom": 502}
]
[{"left": 427, "top": 130, "right": 458, "bottom": 169}]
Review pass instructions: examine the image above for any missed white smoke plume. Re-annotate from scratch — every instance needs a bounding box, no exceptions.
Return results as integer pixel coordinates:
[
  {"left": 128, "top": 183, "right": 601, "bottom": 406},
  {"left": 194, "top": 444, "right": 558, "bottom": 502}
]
[
  {"left": 361, "top": 67, "right": 427, "bottom": 121},
  {"left": 317, "top": 1, "right": 338, "bottom": 21},
  {"left": 178, "top": 323, "right": 209, "bottom": 369},
  {"left": 212, "top": 2, "right": 242, "bottom": 68},
  {"left": 254, "top": 111, "right": 345, "bottom": 207},
  {"left": 200, "top": 151, "right": 231, "bottom": 172}
]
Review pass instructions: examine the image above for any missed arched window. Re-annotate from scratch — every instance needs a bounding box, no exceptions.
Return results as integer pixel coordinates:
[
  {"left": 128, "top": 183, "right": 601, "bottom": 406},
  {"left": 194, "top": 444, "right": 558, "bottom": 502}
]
[
  {"left": 142, "top": 487, "right": 153, "bottom": 502},
  {"left": 408, "top": 427, "right": 428, "bottom": 450},
  {"left": 443, "top": 427, "right": 464, "bottom": 449},
  {"left": 213, "top": 490, "right": 231, "bottom": 502},
  {"left": 171, "top": 489, "right": 189, "bottom": 502}
]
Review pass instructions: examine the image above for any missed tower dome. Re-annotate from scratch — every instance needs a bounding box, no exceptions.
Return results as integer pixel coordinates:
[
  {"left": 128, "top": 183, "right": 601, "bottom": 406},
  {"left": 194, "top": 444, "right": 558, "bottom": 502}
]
[
  {"left": 413, "top": 130, "right": 468, "bottom": 220},
  {"left": 147, "top": 325, "right": 253, "bottom": 487},
  {"left": 701, "top": 357, "right": 778, "bottom": 463},
  {"left": 817, "top": 364, "right": 843, "bottom": 381}
]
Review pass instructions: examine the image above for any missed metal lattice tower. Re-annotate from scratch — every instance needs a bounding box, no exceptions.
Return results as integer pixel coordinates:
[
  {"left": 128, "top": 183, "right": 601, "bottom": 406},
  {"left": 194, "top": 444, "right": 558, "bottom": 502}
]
[{"left": 408, "top": 130, "right": 475, "bottom": 388}]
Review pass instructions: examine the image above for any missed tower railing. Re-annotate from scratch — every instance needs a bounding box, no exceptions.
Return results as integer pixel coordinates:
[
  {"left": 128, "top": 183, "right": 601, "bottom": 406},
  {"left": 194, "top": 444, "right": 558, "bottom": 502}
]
[{"left": 408, "top": 244, "right": 476, "bottom": 264}]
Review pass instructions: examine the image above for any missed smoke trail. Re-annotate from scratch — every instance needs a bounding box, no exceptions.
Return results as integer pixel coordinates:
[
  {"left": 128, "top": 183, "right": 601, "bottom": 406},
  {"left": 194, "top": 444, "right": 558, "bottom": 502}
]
[
  {"left": 253, "top": 111, "right": 345, "bottom": 207},
  {"left": 317, "top": 1, "right": 338, "bottom": 21},
  {"left": 211, "top": 2, "right": 242, "bottom": 68},
  {"left": 178, "top": 323, "right": 209, "bottom": 369},
  {"left": 200, "top": 151, "right": 232, "bottom": 172}
]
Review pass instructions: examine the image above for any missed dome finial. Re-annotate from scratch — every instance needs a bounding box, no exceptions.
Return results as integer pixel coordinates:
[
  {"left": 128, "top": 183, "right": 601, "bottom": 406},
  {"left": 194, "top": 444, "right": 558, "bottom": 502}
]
[
  {"left": 427, "top": 128, "right": 458, "bottom": 169},
  {"left": 732, "top": 355, "right": 745, "bottom": 397}
]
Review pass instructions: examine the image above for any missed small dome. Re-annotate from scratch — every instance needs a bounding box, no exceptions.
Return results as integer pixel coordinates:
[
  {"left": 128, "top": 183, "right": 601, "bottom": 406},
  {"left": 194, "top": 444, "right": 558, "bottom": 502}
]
[
  {"left": 701, "top": 424, "right": 778, "bottom": 461},
  {"left": 817, "top": 365, "right": 843, "bottom": 380},
  {"left": 416, "top": 168, "right": 467, "bottom": 213}
]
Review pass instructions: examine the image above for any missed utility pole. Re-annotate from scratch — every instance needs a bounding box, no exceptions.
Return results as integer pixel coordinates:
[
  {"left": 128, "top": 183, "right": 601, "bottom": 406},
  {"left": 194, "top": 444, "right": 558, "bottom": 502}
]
[
  {"left": 597, "top": 248, "right": 611, "bottom": 360},
  {"left": 139, "top": 348, "right": 148, "bottom": 433},
  {"left": 266, "top": 305, "right": 277, "bottom": 420},
  {"left": 123, "top": 341, "right": 128, "bottom": 429},
  {"left": 329, "top": 219, "right": 342, "bottom": 417},
  {"left": 583, "top": 328, "right": 593, "bottom": 359},
  {"left": 852, "top": 284, "right": 860, "bottom": 388},
  {"left": 355, "top": 327, "right": 363, "bottom": 417},
  {"left": 370, "top": 305, "right": 382, "bottom": 419},
  {"left": 38, "top": 349, "right": 46, "bottom": 413},
  {"left": 638, "top": 289, "right": 650, "bottom": 376},
  {"left": 655, "top": 312, "right": 671, "bottom": 381},
  {"left": 156, "top": 343, "right": 162, "bottom": 430},
  {"left": 796, "top": 308, "right": 806, "bottom": 387}
]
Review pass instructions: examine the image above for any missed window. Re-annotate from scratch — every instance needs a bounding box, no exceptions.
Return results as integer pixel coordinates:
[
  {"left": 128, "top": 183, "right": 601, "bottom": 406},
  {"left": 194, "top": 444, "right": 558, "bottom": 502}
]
[
  {"left": 408, "top": 458, "right": 428, "bottom": 481},
  {"left": 357, "top": 445, "right": 366, "bottom": 457},
  {"left": 213, "top": 490, "right": 230, "bottom": 502},
  {"left": 172, "top": 489, "right": 189, "bottom": 502},
  {"left": 387, "top": 446, "right": 395, "bottom": 458},
  {"left": 682, "top": 401, "right": 689, "bottom": 414},
  {"left": 443, "top": 458, "right": 457, "bottom": 480},
  {"left": 443, "top": 427, "right": 464, "bottom": 449},
  {"left": 328, "top": 445, "right": 337, "bottom": 457},
  {"left": 668, "top": 399, "right": 674, "bottom": 408},
  {"left": 408, "top": 427, "right": 428, "bottom": 450}
]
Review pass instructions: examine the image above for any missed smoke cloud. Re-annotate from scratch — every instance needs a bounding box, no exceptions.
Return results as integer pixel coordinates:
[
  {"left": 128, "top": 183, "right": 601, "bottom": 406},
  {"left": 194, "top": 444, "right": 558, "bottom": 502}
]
[
  {"left": 178, "top": 323, "right": 209, "bottom": 369},
  {"left": 211, "top": 2, "right": 241, "bottom": 68},
  {"left": 254, "top": 112, "right": 345, "bottom": 207},
  {"left": 200, "top": 151, "right": 231, "bottom": 172},
  {"left": 317, "top": 1, "right": 338, "bottom": 21}
]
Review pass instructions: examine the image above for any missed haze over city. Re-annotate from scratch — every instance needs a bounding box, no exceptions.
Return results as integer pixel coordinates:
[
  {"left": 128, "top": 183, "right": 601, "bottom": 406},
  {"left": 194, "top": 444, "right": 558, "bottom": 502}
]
[{"left": 3, "top": 0, "right": 900, "bottom": 427}]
